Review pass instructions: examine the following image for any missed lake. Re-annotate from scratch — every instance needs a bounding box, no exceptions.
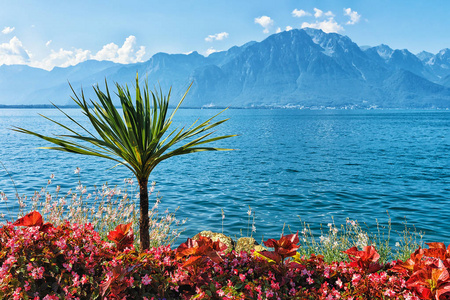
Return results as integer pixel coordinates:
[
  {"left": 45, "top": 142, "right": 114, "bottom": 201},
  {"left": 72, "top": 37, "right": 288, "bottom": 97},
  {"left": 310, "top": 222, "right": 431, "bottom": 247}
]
[{"left": 1, "top": 108, "right": 449, "bottom": 245}]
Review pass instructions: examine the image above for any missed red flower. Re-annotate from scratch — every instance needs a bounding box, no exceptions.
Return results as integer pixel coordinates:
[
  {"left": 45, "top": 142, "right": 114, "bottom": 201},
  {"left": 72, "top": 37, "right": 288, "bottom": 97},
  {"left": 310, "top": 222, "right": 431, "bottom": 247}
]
[
  {"left": 343, "top": 245, "right": 381, "bottom": 273},
  {"left": 107, "top": 223, "right": 134, "bottom": 250},
  {"left": 13, "top": 211, "right": 54, "bottom": 233},
  {"left": 259, "top": 231, "right": 300, "bottom": 263}
]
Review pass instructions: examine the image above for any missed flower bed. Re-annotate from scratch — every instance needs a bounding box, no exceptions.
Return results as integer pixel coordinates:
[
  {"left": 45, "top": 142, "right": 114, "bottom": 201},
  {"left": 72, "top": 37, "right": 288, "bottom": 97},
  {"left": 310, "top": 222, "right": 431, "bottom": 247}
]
[{"left": 1, "top": 211, "right": 448, "bottom": 299}]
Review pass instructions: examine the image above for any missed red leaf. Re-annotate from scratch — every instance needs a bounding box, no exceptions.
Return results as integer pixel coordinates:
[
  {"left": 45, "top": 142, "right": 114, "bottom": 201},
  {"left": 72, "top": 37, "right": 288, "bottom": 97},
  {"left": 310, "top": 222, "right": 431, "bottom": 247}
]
[
  {"left": 263, "top": 238, "right": 278, "bottom": 248},
  {"left": 212, "top": 240, "right": 227, "bottom": 252},
  {"left": 100, "top": 265, "right": 127, "bottom": 297},
  {"left": 262, "top": 231, "right": 300, "bottom": 262},
  {"left": 182, "top": 255, "right": 205, "bottom": 268},
  {"left": 257, "top": 250, "right": 282, "bottom": 264},
  {"left": 41, "top": 222, "right": 54, "bottom": 233},
  {"left": 406, "top": 262, "right": 450, "bottom": 300},
  {"left": 176, "top": 238, "right": 200, "bottom": 260},
  {"left": 13, "top": 211, "right": 43, "bottom": 227},
  {"left": 107, "top": 222, "right": 134, "bottom": 250},
  {"left": 426, "top": 242, "right": 446, "bottom": 250},
  {"left": 176, "top": 235, "right": 225, "bottom": 267},
  {"left": 343, "top": 245, "right": 380, "bottom": 271}
]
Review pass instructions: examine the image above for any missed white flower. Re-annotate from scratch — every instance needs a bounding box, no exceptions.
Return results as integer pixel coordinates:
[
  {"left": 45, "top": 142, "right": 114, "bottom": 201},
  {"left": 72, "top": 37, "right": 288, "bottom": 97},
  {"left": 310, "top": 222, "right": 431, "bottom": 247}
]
[{"left": 74, "top": 167, "right": 81, "bottom": 174}]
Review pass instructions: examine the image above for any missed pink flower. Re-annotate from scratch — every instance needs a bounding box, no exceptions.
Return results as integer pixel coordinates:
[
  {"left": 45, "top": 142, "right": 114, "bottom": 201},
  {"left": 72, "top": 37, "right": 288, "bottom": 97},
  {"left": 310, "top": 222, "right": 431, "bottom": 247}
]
[
  {"left": 30, "top": 266, "right": 44, "bottom": 279},
  {"left": 142, "top": 274, "right": 152, "bottom": 285},
  {"left": 239, "top": 273, "right": 246, "bottom": 282},
  {"left": 63, "top": 263, "right": 72, "bottom": 272},
  {"left": 351, "top": 273, "right": 361, "bottom": 285},
  {"left": 266, "top": 290, "right": 274, "bottom": 298},
  {"left": 13, "top": 287, "right": 22, "bottom": 300},
  {"left": 126, "top": 276, "right": 134, "bottom": 287},
  {"left": 301, "top": 268, "right": 311, "bottom": 277},
  {"left": 72, "top": 273, "right": 80, "bottom": 287},
  {"left": 307, "top": 276, "right": 314, "bottom": 284},
  {"left": 336, "top": 277, "right": 343, "bottom": 288},
  {"left": 217, "top": 290, "right": 225, "bottom": 296},
  {"left": 384, "top": 289, "right": 396, "bottom": 297},
  {"left": 80, "top": 275, "right": 88, "bottom": 285}
]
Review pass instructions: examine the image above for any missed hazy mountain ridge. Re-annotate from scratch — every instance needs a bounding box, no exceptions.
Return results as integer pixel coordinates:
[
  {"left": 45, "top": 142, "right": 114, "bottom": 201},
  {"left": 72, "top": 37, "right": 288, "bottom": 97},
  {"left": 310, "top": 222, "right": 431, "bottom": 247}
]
[{"left": 1, "top": 29, "right": 450, "bottom": 108}]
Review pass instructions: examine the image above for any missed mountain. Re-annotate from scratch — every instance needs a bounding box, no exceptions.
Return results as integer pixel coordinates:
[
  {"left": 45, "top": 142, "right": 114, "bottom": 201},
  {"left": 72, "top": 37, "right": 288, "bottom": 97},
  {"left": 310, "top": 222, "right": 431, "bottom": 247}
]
[
  {"left": 427, "top": 49, "right": 450, "bottom": 79},
  {"left": 0, "top": 29, "right": 449, "bottom": 108}
]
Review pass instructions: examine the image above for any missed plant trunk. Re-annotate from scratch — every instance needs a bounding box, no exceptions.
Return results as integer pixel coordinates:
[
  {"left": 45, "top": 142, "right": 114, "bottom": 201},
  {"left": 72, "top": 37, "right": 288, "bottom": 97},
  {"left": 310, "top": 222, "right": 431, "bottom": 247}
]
[{"left": 139, "top": 178, "right": 150, "bottom": 252}]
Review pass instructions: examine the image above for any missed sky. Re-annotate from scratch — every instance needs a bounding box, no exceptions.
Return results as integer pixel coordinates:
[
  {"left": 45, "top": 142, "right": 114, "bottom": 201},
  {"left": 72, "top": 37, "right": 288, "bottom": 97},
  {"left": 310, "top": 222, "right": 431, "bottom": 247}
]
[{"left": 1, "top": 0, "right": 449, "bottom": 71}]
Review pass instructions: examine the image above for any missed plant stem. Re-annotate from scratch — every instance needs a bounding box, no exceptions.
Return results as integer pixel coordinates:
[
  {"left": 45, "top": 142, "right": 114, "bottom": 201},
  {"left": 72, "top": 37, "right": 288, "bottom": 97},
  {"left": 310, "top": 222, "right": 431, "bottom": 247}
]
[{"left": 139, "top": 178, "right": 150, "bottom": 251}]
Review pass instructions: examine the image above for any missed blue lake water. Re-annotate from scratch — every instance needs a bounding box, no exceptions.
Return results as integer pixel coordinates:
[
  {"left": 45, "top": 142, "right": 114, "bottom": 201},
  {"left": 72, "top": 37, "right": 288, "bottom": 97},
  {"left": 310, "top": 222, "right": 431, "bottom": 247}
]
[{"left": 1, "top": 108, "right": 449, "bottom": 245}]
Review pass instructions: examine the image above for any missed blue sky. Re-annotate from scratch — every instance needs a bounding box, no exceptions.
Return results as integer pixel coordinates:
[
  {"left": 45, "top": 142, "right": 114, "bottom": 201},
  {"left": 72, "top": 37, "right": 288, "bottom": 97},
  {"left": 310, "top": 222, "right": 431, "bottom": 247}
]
[{"left": 1, "top": 0, "right": 449, "bottom": 70}]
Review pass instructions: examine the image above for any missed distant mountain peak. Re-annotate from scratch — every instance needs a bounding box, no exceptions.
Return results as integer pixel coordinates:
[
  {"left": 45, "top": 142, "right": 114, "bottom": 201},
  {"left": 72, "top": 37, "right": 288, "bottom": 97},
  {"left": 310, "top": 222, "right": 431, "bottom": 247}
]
[
  {"left": 0, "top": 28, "right": 449, "bottom": 108},
  {"left": 417, "top": 51, "right": 434, "bottom": 63},
  {"left": 375, "top": 44, "right": 394, "bottom": 60},
  {"left": 438, "top": 48, "right": 450, "bottom": 56}
]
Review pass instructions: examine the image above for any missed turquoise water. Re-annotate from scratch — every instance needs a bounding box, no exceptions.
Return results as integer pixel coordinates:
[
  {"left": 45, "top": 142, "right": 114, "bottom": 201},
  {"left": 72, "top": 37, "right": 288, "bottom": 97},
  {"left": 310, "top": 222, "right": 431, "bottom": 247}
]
[{"left": 1, "top": 109, "right": 449, "bottom": 244}]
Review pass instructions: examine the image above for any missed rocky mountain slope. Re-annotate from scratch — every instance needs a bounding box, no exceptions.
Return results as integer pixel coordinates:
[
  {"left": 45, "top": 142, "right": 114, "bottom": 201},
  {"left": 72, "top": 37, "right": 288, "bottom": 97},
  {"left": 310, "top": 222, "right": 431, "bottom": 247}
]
[{"left": 1, "top": 29, "right": 449, "bottom": 108}]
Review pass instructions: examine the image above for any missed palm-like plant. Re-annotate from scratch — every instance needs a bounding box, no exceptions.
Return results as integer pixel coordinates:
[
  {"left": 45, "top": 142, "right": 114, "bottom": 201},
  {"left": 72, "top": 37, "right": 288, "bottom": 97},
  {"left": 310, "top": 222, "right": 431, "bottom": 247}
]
[{"left": 14, "top": 74, "right": 235, "bottom": 251}]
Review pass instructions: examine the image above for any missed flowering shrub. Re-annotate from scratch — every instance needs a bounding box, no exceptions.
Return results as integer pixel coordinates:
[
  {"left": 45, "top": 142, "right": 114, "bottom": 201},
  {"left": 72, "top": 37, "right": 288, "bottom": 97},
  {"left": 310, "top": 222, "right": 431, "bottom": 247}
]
[
  {"left": 2, "top": 211, "right": 449, "bottom": 299},
  {"left": 0, "top": 212, "right": 116, "bottom": 299}
]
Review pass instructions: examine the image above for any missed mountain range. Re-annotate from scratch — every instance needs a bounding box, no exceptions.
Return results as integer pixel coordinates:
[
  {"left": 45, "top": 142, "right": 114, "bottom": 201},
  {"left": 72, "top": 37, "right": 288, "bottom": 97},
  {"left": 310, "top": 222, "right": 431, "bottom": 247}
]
[{"left": 1, "top": 28, "right": 450, "bottom": 109}]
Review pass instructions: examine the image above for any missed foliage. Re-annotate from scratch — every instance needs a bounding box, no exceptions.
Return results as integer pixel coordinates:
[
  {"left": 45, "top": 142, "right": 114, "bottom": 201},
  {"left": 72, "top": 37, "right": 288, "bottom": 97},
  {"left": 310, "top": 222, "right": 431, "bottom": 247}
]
[
  {"left": 3, "top": 212, "right": 449, "bottom": 300},
  {"left": 297, "top": 217, "right": 424, "bottom": 263}
]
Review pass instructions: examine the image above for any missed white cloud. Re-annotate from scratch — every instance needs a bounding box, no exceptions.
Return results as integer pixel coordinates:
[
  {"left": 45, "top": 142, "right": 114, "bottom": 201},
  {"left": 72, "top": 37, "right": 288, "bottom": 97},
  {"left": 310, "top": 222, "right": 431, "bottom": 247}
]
[
  {"left": 301, "top": 18, "right": 344, "bottom": 33},
  {"left": 91, "top": 35, "right": 146, "bottom": 64},
  {"left": 0, "top": 36, "right": 30, "bottom": 65},
  {"left": 31, "top": 48, "right": 91, "bottom": 70},
  {"left": 276, "top": 26, "right": 293, "bottom": 33},
  {"left": 314, "top": 8, "right": 323, "bottom": 18},
  {"left": 292, "top": 9, "right": 311, "bottom": 18},
  {"left": 0, "top": 35, "right": 146, "bottom": 70},
  {"left": 205, "top": 32, "right": 229, "bottom": 42},
  {"left": 2, "top": 26, "right": 15, "bottom": 34},
  {"left": 46, "top": 40, "right": 52, "bottom": 47},
  {"left": 314, "top": 8, "right": 334, "bottom": 18},
  {"left": 205, "top": 47, "right": 219, "bottom": 56},
  {"left": 344, "top": 8, "right": 361, "bottom": 25},
  {"left": 254, "top": 16, "right": 274, "bottom": 34}
]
